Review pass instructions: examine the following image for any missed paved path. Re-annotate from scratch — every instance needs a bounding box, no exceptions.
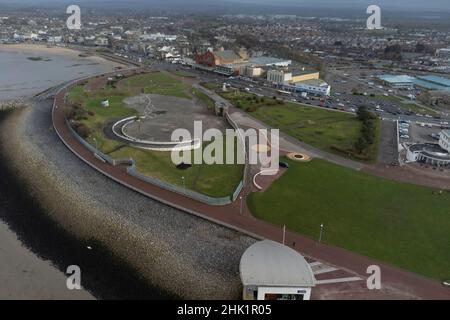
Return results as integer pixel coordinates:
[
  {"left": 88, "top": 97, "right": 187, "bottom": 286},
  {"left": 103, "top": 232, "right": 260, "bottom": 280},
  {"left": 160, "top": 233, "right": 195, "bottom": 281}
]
[{"left": 51, "top": 75, "right": 450, "bottom": 299}]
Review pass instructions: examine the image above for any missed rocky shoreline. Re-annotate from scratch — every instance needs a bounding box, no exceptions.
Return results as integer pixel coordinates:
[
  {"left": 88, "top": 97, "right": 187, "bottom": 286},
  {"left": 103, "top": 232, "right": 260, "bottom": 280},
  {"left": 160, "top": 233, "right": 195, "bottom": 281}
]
[{"left": 0, "top": 99, "right": 255, "bottom": 299}]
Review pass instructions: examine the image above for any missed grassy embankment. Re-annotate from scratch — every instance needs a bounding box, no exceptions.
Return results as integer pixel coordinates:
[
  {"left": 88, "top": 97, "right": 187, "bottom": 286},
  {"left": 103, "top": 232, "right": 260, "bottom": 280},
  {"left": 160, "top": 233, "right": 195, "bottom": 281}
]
[
  {"left": 248, "top": 158, "right": 450, "bottom": 280},
  {"left": 66, "top": 72, "right": 242, "bottom": 198}
]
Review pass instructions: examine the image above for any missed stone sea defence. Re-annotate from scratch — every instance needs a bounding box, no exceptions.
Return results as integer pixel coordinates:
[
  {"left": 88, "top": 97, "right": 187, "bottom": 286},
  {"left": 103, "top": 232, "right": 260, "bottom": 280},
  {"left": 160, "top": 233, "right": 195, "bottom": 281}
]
[{"left": 0, "top": 101, "right": 255, "bottom": 299}]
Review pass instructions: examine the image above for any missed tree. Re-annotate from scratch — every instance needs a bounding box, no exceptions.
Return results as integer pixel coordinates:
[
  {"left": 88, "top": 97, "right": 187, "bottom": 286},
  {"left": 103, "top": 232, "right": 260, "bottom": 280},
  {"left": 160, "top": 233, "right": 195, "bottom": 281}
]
[
  {"left": 355, "top": 136, "right": 368, "bottom": 154},
  {"left": 357, "top": 106, "right": 371, "bottom": 121}
]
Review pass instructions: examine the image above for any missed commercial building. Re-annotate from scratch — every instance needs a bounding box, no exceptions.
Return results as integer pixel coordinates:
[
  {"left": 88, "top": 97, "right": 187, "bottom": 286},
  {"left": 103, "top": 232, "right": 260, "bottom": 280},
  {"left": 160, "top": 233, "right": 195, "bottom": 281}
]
[
  {"left": 195, "top": 49, "right": 244, "bottom": 67},
  {"left": 436, "top": 48, "right": 450, "bottom": 59},
  {"left": 240, "top": 66, "right": 263, "bottom": 78},
  {"left": 378, "top": 75, "right": 415, "bottom": 89},
  {"left": 406, "top": 130, "right": 450, "bottom": 167},
  {"left": 267, "top": 69, "right": 292, "bottom": 83},
  {"left": 248, "top": 57, "right": 292, "bottom": 67},
  {"left": 378, "top": 74, "right": 450, "bottom": 92},
  {"left": 240, "top": 240, "right": 315, "bottom": 300},
  {"left": 291, "top": 70, "right": 320, "bottom": 83},
  {"left": 414, "top": 75, "right": 450, "bottom": 92},
  {"left": 439, "top": 130, "right": 450, "bottom": 153},
  {"left": 293, "top": 80, "right": 331, "bottom": 96}
]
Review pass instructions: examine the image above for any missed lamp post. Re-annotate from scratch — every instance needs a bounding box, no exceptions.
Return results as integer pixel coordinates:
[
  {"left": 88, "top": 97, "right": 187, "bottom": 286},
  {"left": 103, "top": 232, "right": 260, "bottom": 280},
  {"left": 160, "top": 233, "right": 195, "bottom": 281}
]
[
  {"left": 319, "top": 223, "right": 324, "bottom": 244},
  {"left": 239, "top": 196, "right": 243, "bottom": 215},
  {"left": 181, "top": 176, "right": 185, "bottom": 190},
  {"left": 93, "top": 137, "right": 98, "bottom": 150}
]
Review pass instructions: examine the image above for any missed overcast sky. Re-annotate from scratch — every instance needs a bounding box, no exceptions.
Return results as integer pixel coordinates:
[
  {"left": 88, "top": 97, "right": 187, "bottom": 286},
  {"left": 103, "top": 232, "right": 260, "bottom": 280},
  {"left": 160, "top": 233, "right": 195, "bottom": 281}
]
[{"left": 1, "top": 0, "right": 448, "bottom": 12}]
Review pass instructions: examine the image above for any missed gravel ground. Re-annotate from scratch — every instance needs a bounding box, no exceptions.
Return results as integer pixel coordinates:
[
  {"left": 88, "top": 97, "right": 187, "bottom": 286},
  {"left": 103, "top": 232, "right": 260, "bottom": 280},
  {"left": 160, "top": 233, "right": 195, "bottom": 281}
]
[{"left": 0, "top": 99, "right": 255, "bottom": 299}]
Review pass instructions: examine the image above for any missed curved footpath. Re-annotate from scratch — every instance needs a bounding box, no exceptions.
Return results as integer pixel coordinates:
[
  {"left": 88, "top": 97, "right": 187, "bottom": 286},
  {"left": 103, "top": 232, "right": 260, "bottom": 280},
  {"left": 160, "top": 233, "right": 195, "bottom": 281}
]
[
  {"left": 51, "top": 75, "right": 450, "bottom": 299},
  {"left": 0, "top": 100, "right": 255, "bottom": 299}
]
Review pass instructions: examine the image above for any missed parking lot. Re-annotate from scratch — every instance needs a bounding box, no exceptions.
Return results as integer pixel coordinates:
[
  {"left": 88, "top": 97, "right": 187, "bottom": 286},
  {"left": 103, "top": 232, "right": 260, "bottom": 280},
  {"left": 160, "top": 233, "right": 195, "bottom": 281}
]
[{"left": 399, "top": 121, "right": 442, "bottom": 144}]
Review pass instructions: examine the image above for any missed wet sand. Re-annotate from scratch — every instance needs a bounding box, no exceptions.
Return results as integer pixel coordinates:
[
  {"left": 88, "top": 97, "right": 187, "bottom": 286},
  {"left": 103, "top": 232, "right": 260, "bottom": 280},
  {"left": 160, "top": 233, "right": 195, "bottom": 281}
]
[{"left": 0, "top": 222, "right": 94, "bottom": 300}]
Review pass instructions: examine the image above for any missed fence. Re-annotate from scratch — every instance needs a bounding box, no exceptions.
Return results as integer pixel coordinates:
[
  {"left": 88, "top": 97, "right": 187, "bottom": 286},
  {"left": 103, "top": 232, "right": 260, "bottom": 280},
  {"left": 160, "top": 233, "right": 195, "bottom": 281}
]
[
  {"left": 225, "top": 112, "right": 248, "bottom": 200},
  {"left": 59, "top": 70, "right": 249, "bottom": 206}
]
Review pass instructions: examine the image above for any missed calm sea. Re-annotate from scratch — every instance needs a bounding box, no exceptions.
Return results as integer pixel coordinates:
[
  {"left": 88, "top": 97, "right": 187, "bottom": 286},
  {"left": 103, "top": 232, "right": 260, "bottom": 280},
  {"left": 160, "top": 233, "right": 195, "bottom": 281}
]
[{"left": 0, "top": 49, "right": 108, "bottom": 100}]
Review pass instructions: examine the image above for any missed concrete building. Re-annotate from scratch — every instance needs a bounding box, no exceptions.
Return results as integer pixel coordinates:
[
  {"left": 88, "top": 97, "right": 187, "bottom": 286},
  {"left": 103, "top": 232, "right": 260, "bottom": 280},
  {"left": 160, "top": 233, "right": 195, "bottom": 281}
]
[
  {"left": 291, "top": 70, "right": 320, "bottom": 83},
  {"left": 267, "top": 70, "right": 292, "bottom": 84},
  {"left": 378, "top": 75, "right": 415, "bottom": 89},
  {"left": 248, "top": 57, "right": 292, "bottom": 67},
  {"left": 439, "top": 130, "right": 450, "bottom": 152},
  {"left": 294, "top": 80, "right": 331, "bottom": 96},
  {"left": 240, "top": 240, "right": 315, "bottom": 301},
  {"left": 406, "top": 130, "right": 450, "bottom": 167},
  {"left": 414, "top": 75, "right": 450, "bottom": 92},
  {"left": 240, "top": 66, "right": 263, "bottom": 78},
  {"left": 436, "top": 48, "right": 450, "bottom": 59},
  {"left": 195, "top": 49, "right": 243, "bottom": 67}
]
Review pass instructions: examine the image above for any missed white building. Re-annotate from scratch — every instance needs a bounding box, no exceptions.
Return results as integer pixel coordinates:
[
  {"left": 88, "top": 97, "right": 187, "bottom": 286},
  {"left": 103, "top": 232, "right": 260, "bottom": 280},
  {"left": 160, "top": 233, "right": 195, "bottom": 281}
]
[
  {"left": 436, "top": 48, "right": 450, "bottom": 59},
  {"left": 240, "top": 66, "right": 263, "bottom": 78},
  {"left": 240, "top": 240, "right": 315, "bottom": 300},
  {"left": 95, "top": 37, "right": 109, "bottom": 46},
  {"left": 439, "top": 130, "right": 450, "bottom": 152},
  {"left": 406, "top": 130, "right": 450, "bottom": 167},
  {"left": 267, "top": 70, "right": 292, "bottom": 84}
]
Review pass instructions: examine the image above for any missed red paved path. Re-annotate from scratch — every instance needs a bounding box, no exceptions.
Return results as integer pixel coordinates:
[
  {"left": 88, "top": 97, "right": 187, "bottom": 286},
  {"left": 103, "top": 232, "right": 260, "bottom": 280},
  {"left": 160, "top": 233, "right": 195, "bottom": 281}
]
[{"left": 51, "top": 75, "right": 450, "bottom": 300}]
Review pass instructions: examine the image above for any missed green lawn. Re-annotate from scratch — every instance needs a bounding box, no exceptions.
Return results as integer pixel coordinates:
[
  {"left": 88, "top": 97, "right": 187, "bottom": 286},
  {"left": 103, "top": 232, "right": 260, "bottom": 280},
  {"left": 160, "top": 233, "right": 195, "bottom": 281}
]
[
  {"left": 172, "top": 70, "right": 197, "bottom": 78},
  {"left": 401, "top": 103, "right": 439, "bottom": 116},
  {"left": 119, "top": 72, "right": 192, "bottom": 99},
  {"left": 211, "top": 86, "right": 379, "bottom": 162},
  {"left": 254, "top": 103, "right": 362, "bottom": 151},
  {"left": 192, "top": 88, "right": 215, "bottom": 109},
  {"left": 248, "top": 158, "right": 450, "bottom": 280},
  {"left": 109, "top": 139, "right": 244, "bottom": 198},
  {"left": 65, "top": 73, "right": 244, "bottom": 198}
]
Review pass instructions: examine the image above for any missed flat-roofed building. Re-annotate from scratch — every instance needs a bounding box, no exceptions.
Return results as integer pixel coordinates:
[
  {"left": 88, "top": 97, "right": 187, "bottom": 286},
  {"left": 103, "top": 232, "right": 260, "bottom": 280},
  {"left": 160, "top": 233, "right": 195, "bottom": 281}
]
[
  {"left": 292, "top": 71, "right": 320, "bottom": 83},
  {"left": 240, "top": 65, "right": 263, "bottom": 78},
  {"left": 195, "top": 49, "right": 243, "bottom": 67},
  {"left": 440, "top": 130, "right": 450, "bottom": 153},
  {"left": 436, "top": 48, "right": 450, "bottom": 59},
  {"left": 248, "top": 57, "right": 292, "bottom": 67},
  {"left": 378, "top": 75, "right": 415, "bottom": 89},
  {"left": 267, "top": 70, "right": 292, "bottom": 84},
  {"left": 240, "top": 240, "right": 315, "bottom": 301}
]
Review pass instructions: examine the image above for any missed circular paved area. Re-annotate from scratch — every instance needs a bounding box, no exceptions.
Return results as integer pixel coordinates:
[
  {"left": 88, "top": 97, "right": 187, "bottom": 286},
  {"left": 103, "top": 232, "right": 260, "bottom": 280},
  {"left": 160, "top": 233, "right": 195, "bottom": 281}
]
[
  {"left": 122, "top": 94, "right": 228, "bottom": 142},
  {"left": 287, "top": 152, "right": 312, "bottom": 162}
]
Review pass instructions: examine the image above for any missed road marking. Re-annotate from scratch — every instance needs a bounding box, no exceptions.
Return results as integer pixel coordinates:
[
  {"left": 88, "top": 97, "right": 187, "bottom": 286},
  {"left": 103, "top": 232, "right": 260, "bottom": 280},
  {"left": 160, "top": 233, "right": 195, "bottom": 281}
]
[
  {"left": 313, "top": 266, "right": 339, "bottom": 275},
  {"left": 316, "top": 277, "right": 363, "bottom": 285},
  {"left": 309, "top": 261, "right": 322, "bottom": 267}
]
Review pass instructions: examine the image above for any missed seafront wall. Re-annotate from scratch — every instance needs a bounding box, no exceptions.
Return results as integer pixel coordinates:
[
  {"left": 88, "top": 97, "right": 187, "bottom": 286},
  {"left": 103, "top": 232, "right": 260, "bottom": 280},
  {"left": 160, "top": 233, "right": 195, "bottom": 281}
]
[{"left": 0, "top": 104, "right": 255, "bottom": 299}]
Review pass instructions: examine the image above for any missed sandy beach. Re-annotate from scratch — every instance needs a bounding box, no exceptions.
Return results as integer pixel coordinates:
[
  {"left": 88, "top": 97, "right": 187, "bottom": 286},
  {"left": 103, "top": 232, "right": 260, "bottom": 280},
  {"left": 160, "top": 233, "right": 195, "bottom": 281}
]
[{"left": 0, "top": 43, "right": 126, "bottom": 70}]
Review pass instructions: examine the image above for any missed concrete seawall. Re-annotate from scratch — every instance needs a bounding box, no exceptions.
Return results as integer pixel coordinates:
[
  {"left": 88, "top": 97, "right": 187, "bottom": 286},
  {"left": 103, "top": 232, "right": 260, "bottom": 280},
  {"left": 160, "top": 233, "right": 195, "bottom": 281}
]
[{"left": 0, "top": 101, "right": 255, "bottom": 299}]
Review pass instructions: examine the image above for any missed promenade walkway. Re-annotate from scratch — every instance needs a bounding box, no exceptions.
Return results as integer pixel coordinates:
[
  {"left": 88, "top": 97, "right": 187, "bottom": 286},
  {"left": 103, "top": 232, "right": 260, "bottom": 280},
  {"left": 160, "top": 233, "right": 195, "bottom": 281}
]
[{"left": 51, "top": 76, "right": 450, "bottom": 299}]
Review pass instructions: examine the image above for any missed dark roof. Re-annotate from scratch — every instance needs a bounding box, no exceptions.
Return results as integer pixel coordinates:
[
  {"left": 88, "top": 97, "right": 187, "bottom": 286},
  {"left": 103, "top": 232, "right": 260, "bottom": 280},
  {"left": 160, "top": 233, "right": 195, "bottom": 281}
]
[{"left": 213, "top": 50, "right": 242, "bottom": 62}]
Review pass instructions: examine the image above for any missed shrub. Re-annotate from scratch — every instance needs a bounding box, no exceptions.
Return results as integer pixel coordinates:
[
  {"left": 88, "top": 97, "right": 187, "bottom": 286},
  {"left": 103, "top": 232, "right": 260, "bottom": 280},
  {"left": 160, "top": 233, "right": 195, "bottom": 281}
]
[{"left": 73, "top": 122, "right": 92, "bottom": 139}]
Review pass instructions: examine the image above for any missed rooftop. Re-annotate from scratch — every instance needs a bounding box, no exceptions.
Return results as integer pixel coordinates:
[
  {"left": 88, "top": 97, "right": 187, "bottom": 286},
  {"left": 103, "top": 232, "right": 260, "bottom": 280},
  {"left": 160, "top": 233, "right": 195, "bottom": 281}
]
[
  {"left": 213, "top": 50, "right": 242, "bottom": 62},
  {"left": 240, "top": 240, "right": 315, "bottom": 287},
  {"left": 378, "top": 75, "right": 415, "bottom": 84},
  {"left": 417, "top": 75, "right": 450, "bottom": 88},
  {"left": 248, "top": 56, "right": 291, "bottom": 66}
]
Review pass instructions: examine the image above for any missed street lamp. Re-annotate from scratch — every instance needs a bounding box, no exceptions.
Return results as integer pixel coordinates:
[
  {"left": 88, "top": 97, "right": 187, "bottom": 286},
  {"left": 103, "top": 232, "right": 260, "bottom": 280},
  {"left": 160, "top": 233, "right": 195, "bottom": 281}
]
[
  {"left": 319, "top": 223, "right": 324, "bottom": 244},
  {"left": 239, "top": 196, "right": 243, "bottom": 215},
  {"left": 181, "top": 176, "right": 185, "bottom": 190},
  {"left": 93, "top": 137, "right": 98, "bottom": 150}
]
